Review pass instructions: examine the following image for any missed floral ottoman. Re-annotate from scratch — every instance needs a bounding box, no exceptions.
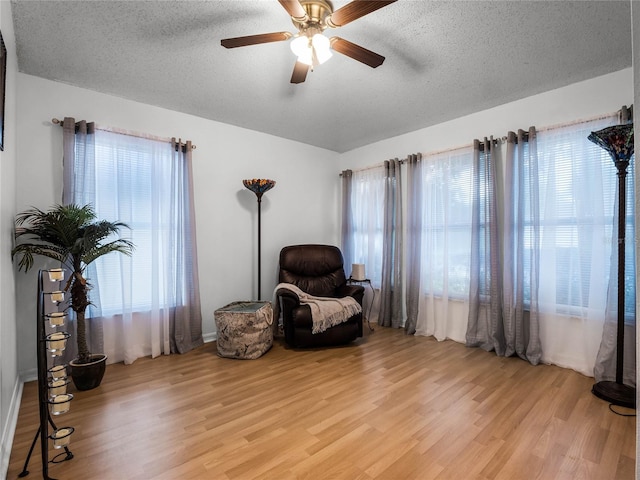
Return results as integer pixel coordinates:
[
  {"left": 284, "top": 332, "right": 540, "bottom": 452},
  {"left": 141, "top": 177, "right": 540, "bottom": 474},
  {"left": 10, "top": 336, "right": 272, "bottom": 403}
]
[{"left": 214, "top": 301, "right": 273, "bottom": 359}]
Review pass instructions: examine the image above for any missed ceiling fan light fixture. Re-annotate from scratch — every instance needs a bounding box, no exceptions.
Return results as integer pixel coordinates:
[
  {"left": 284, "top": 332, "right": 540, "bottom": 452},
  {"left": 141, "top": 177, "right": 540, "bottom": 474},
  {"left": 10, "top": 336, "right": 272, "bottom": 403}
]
[
  {"left": 290, "top": 35, "right": 310, "bottom": 57},
  {"left": 298, "top": 50, "right": 314, "bottom": 66},
  {"left": 291, "top": 36, "right": 313, "bottom": 65},
  {"left": 311, "top": 33, "right": 332, "bottom": 64},
  {"left": 221, "top": 0, "right": 397, "bottom": 84},
  {"left": 290, "top": 33, "right": 332, "bottom": 66}
]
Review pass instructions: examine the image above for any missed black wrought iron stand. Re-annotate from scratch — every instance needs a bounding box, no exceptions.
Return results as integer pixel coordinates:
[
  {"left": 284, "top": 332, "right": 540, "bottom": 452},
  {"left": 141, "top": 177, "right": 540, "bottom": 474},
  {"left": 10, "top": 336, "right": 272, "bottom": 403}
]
[
  {"left": 347, "top": 277, "right": 375, "bottom": 332},
  {"left": 19, "top": 270, "right": 74, "bottom": 479}
]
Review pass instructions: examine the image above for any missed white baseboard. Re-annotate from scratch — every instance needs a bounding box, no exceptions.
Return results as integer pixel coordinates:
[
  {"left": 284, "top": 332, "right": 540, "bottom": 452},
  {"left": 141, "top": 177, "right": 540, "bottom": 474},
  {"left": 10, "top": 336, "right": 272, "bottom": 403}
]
[
  {"left": 203, "top": 332, "right": 217, "bottom": 344},
  {"left": 20, "top": 368, "right": 37, "bottom": 384},
  {"left": 1, "top": 377, "right": 23, "bottom": 480}
]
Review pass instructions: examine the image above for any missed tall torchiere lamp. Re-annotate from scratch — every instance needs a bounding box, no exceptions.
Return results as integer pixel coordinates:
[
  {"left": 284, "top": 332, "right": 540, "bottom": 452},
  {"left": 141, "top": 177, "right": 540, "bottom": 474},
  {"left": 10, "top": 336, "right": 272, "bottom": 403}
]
[
  {"left": 588, "top": 124, "right": 635, "bottom": 409},
  {"left": 243, "top": 179, "right": 276, "bottom": 300}
]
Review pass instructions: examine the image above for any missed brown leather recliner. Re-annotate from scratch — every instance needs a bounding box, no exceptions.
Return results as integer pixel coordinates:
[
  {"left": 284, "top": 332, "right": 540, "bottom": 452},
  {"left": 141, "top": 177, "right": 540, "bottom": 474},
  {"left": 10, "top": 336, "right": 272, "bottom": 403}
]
[{"left": 277, "top": 244, "right": 364, "bottom": 348}]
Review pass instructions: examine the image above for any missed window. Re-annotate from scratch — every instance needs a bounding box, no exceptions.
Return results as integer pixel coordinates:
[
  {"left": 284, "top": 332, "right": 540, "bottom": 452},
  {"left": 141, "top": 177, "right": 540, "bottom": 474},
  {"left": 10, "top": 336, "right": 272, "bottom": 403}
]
[
  {"left": 76, "top": 130, "right": 184, "bottom": 316},
  {"left": 420, "top": 149, "right": 474, "bottom": 298},
  {"left": 531, "top": 119, "right": 634, "bottom": 317},
  {"left": 345, "top": 114, "right": 634, "bottom": 318},
  {"left": 65, "top": 121, "right": 202, "bottom": 364},
  {"left": 349, "top": 166, "right": 386, "bottom": 286}
]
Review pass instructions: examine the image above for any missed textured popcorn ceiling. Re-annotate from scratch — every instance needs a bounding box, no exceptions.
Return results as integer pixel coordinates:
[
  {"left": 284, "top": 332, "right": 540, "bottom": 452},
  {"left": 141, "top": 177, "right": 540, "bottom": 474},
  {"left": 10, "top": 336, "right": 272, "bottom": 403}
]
[{"left": 11, "top": 0, "right": 633, "bottom": 153}]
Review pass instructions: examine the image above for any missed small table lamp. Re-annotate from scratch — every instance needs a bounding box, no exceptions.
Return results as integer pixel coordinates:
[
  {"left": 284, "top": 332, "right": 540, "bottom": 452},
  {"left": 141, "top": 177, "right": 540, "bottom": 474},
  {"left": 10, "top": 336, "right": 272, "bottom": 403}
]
[{"left": 351, "top": 263, "right": 366, "bottom": 281}]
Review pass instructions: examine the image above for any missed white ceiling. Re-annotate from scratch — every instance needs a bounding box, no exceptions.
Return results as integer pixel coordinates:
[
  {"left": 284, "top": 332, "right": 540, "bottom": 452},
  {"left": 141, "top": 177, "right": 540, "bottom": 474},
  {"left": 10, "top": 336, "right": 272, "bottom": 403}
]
[{"left": 11, "top": 0, "right": 633, "bottom": 153}]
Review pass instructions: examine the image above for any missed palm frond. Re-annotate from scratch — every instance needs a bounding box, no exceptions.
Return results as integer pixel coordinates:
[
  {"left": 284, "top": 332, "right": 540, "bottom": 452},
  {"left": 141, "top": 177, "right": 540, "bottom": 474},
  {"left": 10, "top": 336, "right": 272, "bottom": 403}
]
[
  {"left": 12, "top": 203, "right": 133, "bottom": 273},
  {"left": 14, "top": 204, "right": 99, "bottom": 249},
  {"left": 14, "top": 206, "right": 46, "bottom": 226},
  {"left": 11, "top": 243, "right": 68, "bottom": 272},
  {"left": 82, "top": 239, "right": 135, "bottom": 266},
  {"left": 79, "top": 220, "right": 131, "bottom": 255}
]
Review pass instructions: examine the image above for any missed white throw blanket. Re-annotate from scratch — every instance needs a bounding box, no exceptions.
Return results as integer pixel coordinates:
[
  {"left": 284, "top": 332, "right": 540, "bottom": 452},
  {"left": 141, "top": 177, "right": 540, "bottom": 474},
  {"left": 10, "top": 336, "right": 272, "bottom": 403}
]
[{"left": 273, "top": 283, "right": 362, "bottom": 334}]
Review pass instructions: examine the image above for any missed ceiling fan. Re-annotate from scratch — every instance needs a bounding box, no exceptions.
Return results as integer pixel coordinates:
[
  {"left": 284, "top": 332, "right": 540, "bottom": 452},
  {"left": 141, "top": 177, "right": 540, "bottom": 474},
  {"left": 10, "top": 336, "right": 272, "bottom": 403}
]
[{"left": 221, "top": 0, "right": 398, "bottom": 84}]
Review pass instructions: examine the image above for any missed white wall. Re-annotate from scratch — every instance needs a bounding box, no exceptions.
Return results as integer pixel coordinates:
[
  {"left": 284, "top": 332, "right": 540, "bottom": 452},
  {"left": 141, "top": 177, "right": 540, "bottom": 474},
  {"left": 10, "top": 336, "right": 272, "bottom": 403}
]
[
  {"left": 15, "top": 74, "right": 341, "bottom": 375},
  {"left": 0, "top": 0, "right": 20, "bottom": 476},
  {"left": 339, "top": 68, "right": 634, "bottom": 168}
]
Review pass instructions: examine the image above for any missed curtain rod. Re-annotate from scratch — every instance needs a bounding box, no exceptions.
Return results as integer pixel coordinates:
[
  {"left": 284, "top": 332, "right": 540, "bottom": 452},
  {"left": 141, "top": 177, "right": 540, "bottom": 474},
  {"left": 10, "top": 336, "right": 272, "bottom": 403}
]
[
  {"left": 51, "top": 118, "right": 196, "bottom": 150},
  {"left": 339, "top": 141, "right": 486, "bottom": 176},
  {"left": 339, "top": 105, "right": 632, "bottom": 177},
  {"left": 529, "top": 109, "right": 626, "bottom": 135},
  {"left": 340, "top": 138, "right": 508, "bottom": 175}
]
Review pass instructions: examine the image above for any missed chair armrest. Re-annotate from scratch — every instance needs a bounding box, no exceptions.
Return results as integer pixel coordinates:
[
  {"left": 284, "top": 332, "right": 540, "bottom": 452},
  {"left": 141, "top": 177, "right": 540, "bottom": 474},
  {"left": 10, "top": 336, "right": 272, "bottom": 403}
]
[
  {"left": 276, "top": 289, "right": 300, "bottom": 319},
  {"left": 277, "top": 289, "right": 300, "bottom": 303},
  {"left": 336, "top": 284, "right": 365, "bottom": 306}
]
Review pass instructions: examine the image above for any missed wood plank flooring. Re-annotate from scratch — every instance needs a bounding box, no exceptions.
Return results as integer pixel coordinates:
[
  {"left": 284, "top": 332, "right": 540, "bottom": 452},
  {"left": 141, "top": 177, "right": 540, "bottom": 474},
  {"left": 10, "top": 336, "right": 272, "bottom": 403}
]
[{"left": 7, "top": 326, "right": 636, "bottom": 479}]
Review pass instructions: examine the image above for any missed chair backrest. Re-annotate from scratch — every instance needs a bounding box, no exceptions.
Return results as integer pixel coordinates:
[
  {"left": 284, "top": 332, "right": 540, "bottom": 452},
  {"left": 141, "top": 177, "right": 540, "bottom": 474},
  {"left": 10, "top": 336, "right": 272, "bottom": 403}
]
[{"left": 278, "top": 244, "right": 347, "bottom": 297}]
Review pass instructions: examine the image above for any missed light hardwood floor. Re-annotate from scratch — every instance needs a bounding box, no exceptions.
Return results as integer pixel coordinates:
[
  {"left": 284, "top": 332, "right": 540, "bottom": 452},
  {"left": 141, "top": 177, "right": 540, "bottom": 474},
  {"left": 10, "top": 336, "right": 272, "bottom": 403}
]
[{"left": 7, "top": 326, "right": 636, "bottom": 480}]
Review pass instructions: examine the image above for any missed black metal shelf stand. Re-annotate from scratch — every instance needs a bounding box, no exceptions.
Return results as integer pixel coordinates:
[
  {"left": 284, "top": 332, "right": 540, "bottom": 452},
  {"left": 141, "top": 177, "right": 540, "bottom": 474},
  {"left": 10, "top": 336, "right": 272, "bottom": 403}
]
[{"left": 19, "top": 270, "right": 74, "bottom": 480}]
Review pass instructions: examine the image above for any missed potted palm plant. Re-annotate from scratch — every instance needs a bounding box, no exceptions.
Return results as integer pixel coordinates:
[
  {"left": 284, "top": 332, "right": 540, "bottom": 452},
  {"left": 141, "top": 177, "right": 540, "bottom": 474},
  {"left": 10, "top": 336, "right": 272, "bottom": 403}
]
[{"left": 12, "top": 204, "right": 134, "bottom": 390}]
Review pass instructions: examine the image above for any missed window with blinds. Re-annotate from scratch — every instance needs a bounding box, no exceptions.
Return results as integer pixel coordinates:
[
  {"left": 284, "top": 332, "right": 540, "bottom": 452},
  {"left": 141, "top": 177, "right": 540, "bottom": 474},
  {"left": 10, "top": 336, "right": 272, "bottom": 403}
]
[
  {"left": 350, "top": 167, "right": 386, "bottom": 287},
  {"left": 533, "top": 118, "right": 635, "bottom": 317},
  {"left": 345, "top": 114, "right": 634, "bottom": 319},
  {"left": 78, "top": 130, "right": 179, "bottom": 316},
  {"left": 421, "top": 149, "right": 474, "bottom": 298}
]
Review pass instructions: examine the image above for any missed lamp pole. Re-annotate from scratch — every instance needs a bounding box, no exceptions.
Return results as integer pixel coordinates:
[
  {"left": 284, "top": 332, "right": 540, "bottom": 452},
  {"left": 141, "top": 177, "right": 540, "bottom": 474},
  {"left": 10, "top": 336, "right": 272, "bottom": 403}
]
[
  {"left": 243, "top": 179, "right": 276, "bottom": 301},
  {"left": 257, "top": 194, "right": 262, "bottom": 300},
  {"left": 588, "top": 124, "right": 635, "bottom": 409}
]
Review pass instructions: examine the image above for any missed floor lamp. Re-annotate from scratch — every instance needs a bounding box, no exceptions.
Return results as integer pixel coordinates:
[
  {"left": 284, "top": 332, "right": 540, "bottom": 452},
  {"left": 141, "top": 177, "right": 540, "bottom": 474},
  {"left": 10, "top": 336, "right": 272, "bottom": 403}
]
[
  {"left": 243, "top": 178, "right": 276, "bottom": 300},
  {"left": 588, "top": 123, "right": 635, "bottom": 409}
]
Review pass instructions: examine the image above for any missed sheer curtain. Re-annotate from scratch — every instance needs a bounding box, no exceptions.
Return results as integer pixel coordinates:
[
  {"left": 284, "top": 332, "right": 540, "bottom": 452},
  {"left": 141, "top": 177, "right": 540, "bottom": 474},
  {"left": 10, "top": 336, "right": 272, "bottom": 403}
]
[
  {"left": 342, "top": 165, "right": 385, "bottom": 323},
  {"left": 341, "top": 169, "right": 355, "bottom": 272},
  {"left": 466, "top": 116, "right": 625, "bottom": 372},
  {"left": 168, "top": 139, "right": 203, "bottom": 355},
  {"left": 466, "top": 132, "right": 543, "bottom": 364},
  {"left": 404, "top": 153, "right": 423, "bottom": 334},
  {"left": 466, "top": 138, "right": 506, "bottom": 355},
  {"left": 379, "top": 159, "right": 403, "bottom": 328},
  {"left": 342, "top": 162, "right": 402, "bottom": 326},
  {"left": 64, "top": 126, "right": 203, "bottom": 365},
  {"left": 535, "top": 114, "right": 621, "bottom": 375},
  {"left": 414, "top": 147, "right": 474, "bottom": 341},
  {"left": 503, "top": 128, "right": 542, "bottom": 364},
  {"left": 61, "top": 118, "right": 101, "bottom": 360}
]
